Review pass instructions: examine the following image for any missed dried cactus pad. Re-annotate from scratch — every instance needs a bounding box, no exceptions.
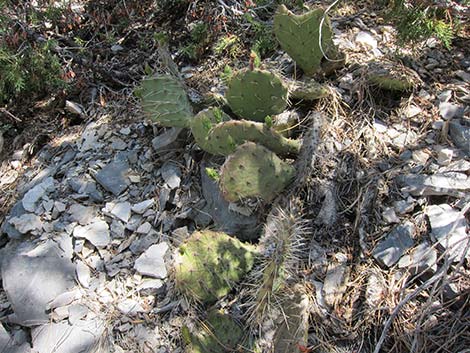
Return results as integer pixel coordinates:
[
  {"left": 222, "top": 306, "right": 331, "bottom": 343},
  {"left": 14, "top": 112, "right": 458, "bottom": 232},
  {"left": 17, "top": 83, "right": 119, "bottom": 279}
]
[
  {"left": 367, "top": 61, "right": 421, "bottom": 91},
  {"left": 225, "top": 69, "right": 288, "bottom": 122},
  {"left": 174, "top": 230, "right": 256, "bottom": 304},
  {"left": 220, "top": 142, "right": 296, "bottom": 202},
  {"left": 289, "top": 78, "right": 330, "bottom": 101},
  {"left": 274, "top": 5, "right": 336, "bottom": 75},
  {"left": 185, "top": 310, "right": 245, "bottom": 353},
  {"left": 192, "top": 109, "right": 300, "bottom": 157},
  {"left": 138, "top": 75, "right": 193, "bottom": 128}
]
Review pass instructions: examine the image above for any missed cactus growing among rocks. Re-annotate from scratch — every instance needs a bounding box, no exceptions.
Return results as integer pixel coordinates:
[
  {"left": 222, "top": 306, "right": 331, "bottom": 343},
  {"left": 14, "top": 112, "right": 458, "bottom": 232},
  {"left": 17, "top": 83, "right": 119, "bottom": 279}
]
[
  {"left": 174, "top": 230, "right": 256, "bottom": 304},
  {"left": 247, "top": 206, "right": 306, "bottom": 325},
  {"left": 138, "top": 75, "right": 193, "bottom": 128},
  {"left": 274, "top": 5, "right": 337, "bottom": 75},
  {"left": 191, "top": 108, "right": 301, "bottom": 157},
  {"left": 219, "top": 142, "right": 296, "bottom": 202},
  {"left": 183, "top": 310, "right": 245, "bottom": 353},
  {"left": 225, "top": 68, "right": 289, "bottom": 122}
]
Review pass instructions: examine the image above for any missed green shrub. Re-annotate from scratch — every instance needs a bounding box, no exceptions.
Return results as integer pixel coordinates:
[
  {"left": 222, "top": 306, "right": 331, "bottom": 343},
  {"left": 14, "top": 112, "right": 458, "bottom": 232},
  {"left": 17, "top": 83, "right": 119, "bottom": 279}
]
[{"left": 387, "top": 0, "right": 459, "bottom": 48}]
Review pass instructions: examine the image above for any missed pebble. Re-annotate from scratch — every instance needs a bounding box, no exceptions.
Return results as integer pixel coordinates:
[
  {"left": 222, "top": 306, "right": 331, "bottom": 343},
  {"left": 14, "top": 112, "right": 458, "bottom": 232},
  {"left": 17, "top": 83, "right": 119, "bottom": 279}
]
[
  {"left": 398, "top": 241, "right": 437, "bottom": 275},
  {"left": 439, "top": 102, "right": 464, "bottom": 120},
  {"left": 22, "top": 177, "right": 54, "bottom": 212},
  {"left": 117, "top": 299, "right": 145, "bottom": 315},
  {"left": 136, "top": 222, "right": 152, "bottom": 234},
  {"left": 133, "top": 243, "right": 168, "bottom": 279},
  {"left": 449, "top": 120, "right": 470, "bottom": 154},
  {"left": 436, "top": 146, "right": 453, "bottom": 166}
]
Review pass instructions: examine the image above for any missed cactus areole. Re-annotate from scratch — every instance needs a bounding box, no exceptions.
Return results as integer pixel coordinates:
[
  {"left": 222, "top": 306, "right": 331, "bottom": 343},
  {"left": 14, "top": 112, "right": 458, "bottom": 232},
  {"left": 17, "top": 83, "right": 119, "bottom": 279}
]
[
  {"left": 226, "top": 68, "right": 289, "bottom": 122},
  {"left": 274, "top": 5, "right": 336, "bottom": 75}
]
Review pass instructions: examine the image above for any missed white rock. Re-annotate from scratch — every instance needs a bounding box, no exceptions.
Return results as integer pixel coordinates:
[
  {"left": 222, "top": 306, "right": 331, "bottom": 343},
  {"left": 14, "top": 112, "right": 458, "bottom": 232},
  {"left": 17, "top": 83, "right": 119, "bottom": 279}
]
[
  {"left": 48, "top": 290, "right": 79, "bottom": 310},
  {"left": 8, "top": 213, "right": 43, "bottom": 234},
  {"left": 436, "top": 147, "right": 453, "bottom": 166},
  {"left": 161, "top": 162, "right": 181, "bottom": 189},
  {"left": 137, "top": 279, "right": 164, "bottom": 291},
  {"left": 117, "top": 299, "right": 145, "bottom": 315},
  {"left": 355, "top": 31, "right": 377, "bottom": 49},
  {"left": 75, "top": 261, "right": 91, "bottom": 288},
  {"left": 22, "top": 177, "right": 54, "bottom": 212},
  {"left": 404, "top": 105, "right": 422, "bottom": 118},
  {"left": 73, "top": 221, "right": 110, "bottom": 247},
  {"left": 134, "top": 243, "right": 168, "bottom": 279},
  {"left": 68, "top": 305, "right": 89, "bottom": 325},
  {"left": 132, "top": 199, "right": 154, "bottom": 214},
  {"left": 108, "top": 202, "right": 131, "bottom": 222}
]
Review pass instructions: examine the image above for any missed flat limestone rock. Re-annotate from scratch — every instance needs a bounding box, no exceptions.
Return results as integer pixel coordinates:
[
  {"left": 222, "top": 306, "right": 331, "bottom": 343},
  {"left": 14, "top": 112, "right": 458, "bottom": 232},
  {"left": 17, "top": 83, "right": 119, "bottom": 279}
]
[
  {"left": 94, "top": 160, "right": 130, "bottom": 196},
  {"left": 426, "top": 204, "right": 469, "bottom": 262},
  {"left": 73, "top": 220, "right": 110, "bottom": 248},
  {"left": 1, "top": 241, "right": 76, "bottom": 327},
  {"left": 8, "top": 213, "right": 43, "bottom": 234},
  {"left": 134, "top": 242, "right": 168, "bottom": 279},
  {"left": 398, "top": 172, "right": 470, "bottom": 197},
  {"left": 31, "top": 319, "right": 104, "bottom": 353},
  {"left": 1, "top": 202, "right": 27, "bottom": 240},
  {"left": 22, "top": 177, "right": 54, "bottom": 212},
  {"left": 372, "top": 222, "right": 415, "bottom": 268},
  {"left": 200, "top": 163, "right": 260, "bottom": 241}
]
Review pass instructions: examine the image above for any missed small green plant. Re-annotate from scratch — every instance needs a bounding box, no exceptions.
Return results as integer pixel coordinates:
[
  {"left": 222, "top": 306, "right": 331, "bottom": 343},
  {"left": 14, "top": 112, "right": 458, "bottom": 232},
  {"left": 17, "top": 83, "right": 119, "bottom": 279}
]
[
  {"left": 387, "top": 0, "right": 457, "bottom": 48},
  {"left": 244, "top": 13, "right": 278, "bottom": 58},
  {"left": 220, "top": 65, "right": 233, "bottom": 85},
  {"left": 205, "top": 167, "right": 220, "bottom": 181},
  {"left": 0, "top": 39, "right": 66, "bottom": 104},
  {"left": 214, "top": 34, "right": 242, "bottom": 58},
  {"left": 181, "top": 22, "right": 211, "bottom": 60}
]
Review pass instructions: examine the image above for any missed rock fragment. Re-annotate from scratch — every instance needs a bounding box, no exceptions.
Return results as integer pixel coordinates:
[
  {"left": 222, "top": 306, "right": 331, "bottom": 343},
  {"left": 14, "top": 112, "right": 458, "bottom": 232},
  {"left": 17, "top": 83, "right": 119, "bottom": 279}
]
[
  {"left": 95, "top": 160, "right": 130, "bottom": 196},
  {"left": 22, "top": 177, "right": 54, "bottom": 212},
  {"left": 134, "top": 243, "right": 168, "bottom": 279},
  {"left": 73, "top": 221, "right": 110, "bottom": 247},
  {"left": 426, "top": 204, "right": 469, "bottom": 262},
  {"left": 8, "top": 214, "right": 43, "bottom": 234},
  {"left": 152, "top": 127, "right": 182, "bottom": 152},
  {"left": 160, "top": 162, "right": 181, "bottom": 189},
  {"left": 372, "top": 222, "right": 415, "bottom": 267},
  {"left": 132, "top": 199, "right": 154, "bottom": 214}
]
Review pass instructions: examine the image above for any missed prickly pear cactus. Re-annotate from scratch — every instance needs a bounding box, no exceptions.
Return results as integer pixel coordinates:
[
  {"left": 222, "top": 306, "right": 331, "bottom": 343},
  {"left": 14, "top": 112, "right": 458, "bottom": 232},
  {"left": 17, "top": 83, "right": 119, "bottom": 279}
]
[
  {"left": 225, "top": 68, "right": 288, "bottom": 122},
  {"left": 174, "top": 230, "right": 256, "bottom": 304},
  {"left": 219, "top": 142, "right": 295, "bottom": 202},
  {"left": 274, "top": 5, "right": 336, "bottom": 75},
  {"left": 138, "top": 75, "right": 193, "bottom": 128},
  {"left": 248, "top": 206, "right": 305, "bottom": 325},
  {"left": 272, "top": 287, "right": 310, "bottom": 353},
  {"left": 289, "top": 78, "right": 330, "bottom": 101},
  {"left": 190, "top": 107, "right": 231, "bottom": 153},
  {"left": 184, "top": 310, "right": 245, "bottom": 353},
  {"left": 367, "top": 60, "right": 421, "bottom": 91},
  {"left": 191, "top": 109, "right": 301, "bottom": 157}
]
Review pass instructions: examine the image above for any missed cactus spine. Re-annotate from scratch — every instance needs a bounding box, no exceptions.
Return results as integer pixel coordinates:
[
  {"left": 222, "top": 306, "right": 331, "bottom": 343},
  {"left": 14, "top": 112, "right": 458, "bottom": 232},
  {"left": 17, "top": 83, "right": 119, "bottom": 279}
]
[
  {"left": 226, "top": 68, "right": 289, "bottom": 122},
  {"left": 174, "top": 230, "right": 256, "bottom": 304},
  {"left": 247, "top": 206, "right": 306, "bottom": 325},
  {"left": 138, "top": 75, "right": 193, "bottom": 128},
  {"left": 219, "top": 142, "right": 295, "bottom": 202},
  {"left": 274, "top": 5, "right": 337, "bottom": 75}
]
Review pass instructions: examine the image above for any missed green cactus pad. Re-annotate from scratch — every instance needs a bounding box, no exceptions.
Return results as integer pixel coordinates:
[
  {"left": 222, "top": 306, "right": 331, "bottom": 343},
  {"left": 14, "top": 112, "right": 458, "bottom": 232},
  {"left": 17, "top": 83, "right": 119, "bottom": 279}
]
[
  {"left": 219, "top": 142, "right": 296, "bottom": 202},
  {"left": 174, "top": 230, "right": 256, "bottom": 304},
  {"left": 139, "top": 75, "right": 193, "bottom": 128},
  {"left": 289, "top": 79, "right": 330, "bottom": 101},
  {"left": 185, "top": 310, "right": 245, "bottom": 353},
  {"left": 190, "top": 107, "right": 231, "bottom": 152},
  {"left": 273, "top": 288, "right": 309, "bottom": 353},
  {"left": 367, "top": 60, "right": 420, "bottom": 91},
  {"left": 192, "top": 114, "right": 300, "bottom": 158},
  {"left": 274, "top": 5, "right": 337, "bottom": 75},
  {"left": 225, "top": 69, "right": 288, "bottom": 122}
]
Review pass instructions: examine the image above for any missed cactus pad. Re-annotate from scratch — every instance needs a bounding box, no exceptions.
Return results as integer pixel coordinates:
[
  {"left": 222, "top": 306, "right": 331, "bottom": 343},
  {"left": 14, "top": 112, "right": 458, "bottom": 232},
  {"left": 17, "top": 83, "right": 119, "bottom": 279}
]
[
  {"left": 274, "top": 5, "right": 336, "bottom": 75},
  {"left": 174, "top": 230, "right": 256, "bottom": 304},
  {"left": 367, "top": 60, "right": 421, "bottom": 91},
  {"left": 192, "top": 110, "right": 301, "bottom": 157},
  {"left": 289, "top": 78, "right": 330, "bottom": 101},
  {"left": 184, "top": 310, "right": 245, "bottom": 353},
  {"left": 138, "top": 75, "right": 193, "bottom": 128},
  {"left": 225, "top": 69, "right": 288, "bottom": 122},
  {"left": 219, "top": 142, "right": 295, "bottom": 202},
  {"left": 272, "top": 288, "right": 309, "bottom": 353}
]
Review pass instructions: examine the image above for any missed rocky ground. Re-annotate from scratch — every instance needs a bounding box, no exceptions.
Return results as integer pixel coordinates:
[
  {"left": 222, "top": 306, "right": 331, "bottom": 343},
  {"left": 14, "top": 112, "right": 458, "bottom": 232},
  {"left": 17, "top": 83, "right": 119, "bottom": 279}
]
[{"left": 0, "top": 1, "right": 469, "bottom": 353}]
